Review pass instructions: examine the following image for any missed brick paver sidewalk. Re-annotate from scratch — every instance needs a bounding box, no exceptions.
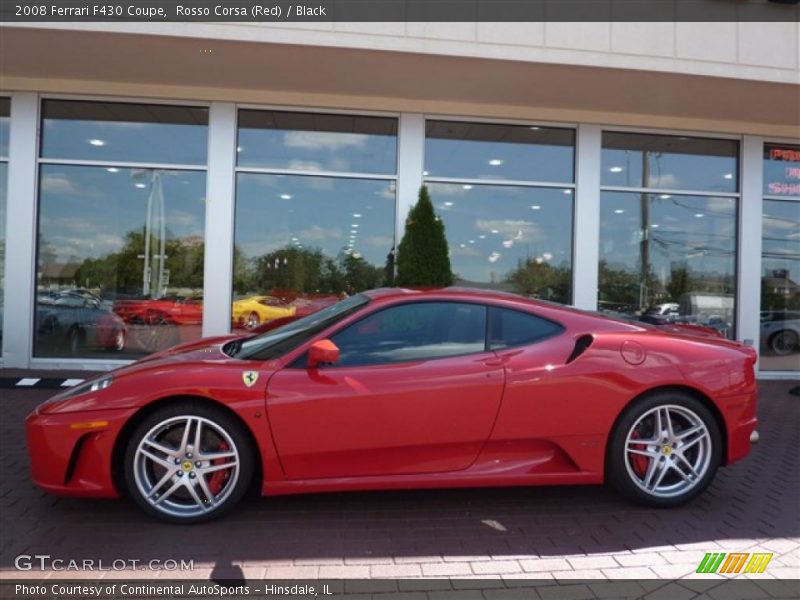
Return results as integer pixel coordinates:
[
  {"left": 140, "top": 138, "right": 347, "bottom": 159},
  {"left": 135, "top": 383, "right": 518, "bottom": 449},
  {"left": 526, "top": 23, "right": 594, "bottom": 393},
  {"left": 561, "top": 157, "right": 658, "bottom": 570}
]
[{"left": 1, "top": 378, "right": 797, "bottom": 587}]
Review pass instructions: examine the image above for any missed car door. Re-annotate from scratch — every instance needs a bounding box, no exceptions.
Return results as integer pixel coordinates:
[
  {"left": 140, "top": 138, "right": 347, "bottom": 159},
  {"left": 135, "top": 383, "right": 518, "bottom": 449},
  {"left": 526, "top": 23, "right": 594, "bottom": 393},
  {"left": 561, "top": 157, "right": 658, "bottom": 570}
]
[{"left": 266, "top": 301, "right": 505, "bottom": 480}]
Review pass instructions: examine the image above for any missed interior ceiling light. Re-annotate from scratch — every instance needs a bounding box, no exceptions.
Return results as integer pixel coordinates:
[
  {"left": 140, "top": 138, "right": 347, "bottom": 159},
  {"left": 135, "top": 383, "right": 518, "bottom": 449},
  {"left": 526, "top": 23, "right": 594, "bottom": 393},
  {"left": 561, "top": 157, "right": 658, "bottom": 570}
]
[
  {"left": 489, "top": 159, "right": 503, "bottom": 166},
  {"left": 106, "top": 168, "right": 119, "bottom": 173},
  {"left": 88, "top": 139, "right": 105, "bottom": 146},
  {"left": 280, "top": 194, "right": 292, "bottom": 200},
  {"left": 695, "top": 213, "right": 705, "bottom": 218},
  {"left": 609, "top": 166, "right": 624, "bottom": 173},
  {"left": 352, "top": 213, "right": 362, "bottom": 218},
  {"left": 462, "top": 185, "right": 473, "bottom": 190},
  {"left": 531, "top": 205, "right": 541, "bottom": 210},
  {"left": 135, "top": 183, "right": 147, "bottom": 189},
  {"left": 614, "top": 209, "right": 625, "bottom": 214},
  {"left": 723, "top": 173, "right": 734, "bottom": 180},
  {"left": 444, "top": 201, "right": 454, "bottom": 207}
]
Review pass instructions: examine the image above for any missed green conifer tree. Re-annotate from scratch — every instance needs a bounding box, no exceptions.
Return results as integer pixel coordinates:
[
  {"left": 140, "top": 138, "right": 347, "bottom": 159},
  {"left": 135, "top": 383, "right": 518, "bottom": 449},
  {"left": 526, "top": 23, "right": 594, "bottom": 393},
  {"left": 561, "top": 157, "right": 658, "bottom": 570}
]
[{"left": 395, "top": 185, "right": 453, "bottom": 287}]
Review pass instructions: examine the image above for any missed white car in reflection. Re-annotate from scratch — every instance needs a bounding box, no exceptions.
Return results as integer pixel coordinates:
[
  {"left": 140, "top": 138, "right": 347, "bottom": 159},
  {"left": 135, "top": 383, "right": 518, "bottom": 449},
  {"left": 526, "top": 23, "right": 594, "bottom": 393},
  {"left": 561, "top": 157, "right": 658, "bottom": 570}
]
[{"left": 760, "top": 310, "right": 800, "bottom": 356}]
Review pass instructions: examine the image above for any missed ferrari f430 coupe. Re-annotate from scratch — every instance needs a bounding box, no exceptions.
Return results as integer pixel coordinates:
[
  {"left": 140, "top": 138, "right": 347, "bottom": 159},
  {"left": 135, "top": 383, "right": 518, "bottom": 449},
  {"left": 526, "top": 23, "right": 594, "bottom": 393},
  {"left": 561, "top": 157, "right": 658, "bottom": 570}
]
[{"left": 26, "top": 288, "right": 759, "bottom": 523}]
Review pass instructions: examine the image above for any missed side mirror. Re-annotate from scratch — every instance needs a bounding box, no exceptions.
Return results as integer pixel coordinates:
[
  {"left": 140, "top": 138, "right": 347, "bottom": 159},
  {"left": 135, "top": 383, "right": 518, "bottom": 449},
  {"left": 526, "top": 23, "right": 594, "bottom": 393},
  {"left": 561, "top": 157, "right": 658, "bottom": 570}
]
[{"left": 308, "top": 339, "right": 340, "bottom": 368}]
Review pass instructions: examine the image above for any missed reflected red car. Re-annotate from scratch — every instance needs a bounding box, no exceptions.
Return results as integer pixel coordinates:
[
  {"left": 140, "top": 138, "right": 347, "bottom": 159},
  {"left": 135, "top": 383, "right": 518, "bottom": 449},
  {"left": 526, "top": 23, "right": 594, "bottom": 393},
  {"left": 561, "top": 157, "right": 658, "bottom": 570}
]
[
  {"left": 26, "top": 288, "right": 758, "bottom": 523},
  {"left": 114, "top": 295, "right": 203, "bottom": 326}
]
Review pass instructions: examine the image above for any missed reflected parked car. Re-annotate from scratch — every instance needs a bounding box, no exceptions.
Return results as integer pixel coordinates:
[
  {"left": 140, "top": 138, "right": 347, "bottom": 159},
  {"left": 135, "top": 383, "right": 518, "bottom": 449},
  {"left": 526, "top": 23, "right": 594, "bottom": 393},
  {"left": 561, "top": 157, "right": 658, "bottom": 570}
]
[
  {"left": 760, "top": 310, "right": 800, "bottom": 356},
  {"left": 231, "top": 295, "right": 295, "bottom": 329},
  {"left": 249, "top": 295, "right": 341, "bottom": 334},
  {"left": 36, "top": 290, "right": 126, "bottom": 354},
  {"left": 113, "top": 295, "right": 204, "bottom": 326}
]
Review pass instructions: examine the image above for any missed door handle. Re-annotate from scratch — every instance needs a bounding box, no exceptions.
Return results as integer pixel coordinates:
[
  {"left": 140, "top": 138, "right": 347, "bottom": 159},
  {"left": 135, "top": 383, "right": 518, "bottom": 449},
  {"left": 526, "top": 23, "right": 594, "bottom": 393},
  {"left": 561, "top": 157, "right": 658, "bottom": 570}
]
[{"left": 482, "top": 358, "right": 505, "bottom": 367}]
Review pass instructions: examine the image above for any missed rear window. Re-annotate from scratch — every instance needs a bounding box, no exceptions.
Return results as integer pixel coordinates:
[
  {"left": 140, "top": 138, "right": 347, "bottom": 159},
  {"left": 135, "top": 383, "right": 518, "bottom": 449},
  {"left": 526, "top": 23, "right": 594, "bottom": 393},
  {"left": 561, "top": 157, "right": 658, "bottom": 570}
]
[{"left": 488, "top": 307, "right": 564, "bottom": 350}]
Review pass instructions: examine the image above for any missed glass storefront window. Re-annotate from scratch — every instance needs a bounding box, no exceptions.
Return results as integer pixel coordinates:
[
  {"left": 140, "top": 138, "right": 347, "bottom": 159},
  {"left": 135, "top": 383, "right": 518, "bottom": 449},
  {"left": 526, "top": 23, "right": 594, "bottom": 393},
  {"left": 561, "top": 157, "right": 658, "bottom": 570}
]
[
  {"left": 764, "top": 143, "right": 800, "bottom": 197},
  {"left": 0, "top": 98, "right": 9, "bottom": 353},
  {"left": 425, "top": 183, "right": 573, "bottom": 303},
  {"left": 425, "top": 120, "right": 574, "bottom": 183},
  {"left": 35, "top": 101, "right": 208, "bottom": 358},
  {"left": 602, "top": 132, "right": 739, "bottom": 193},
  {"left": 237, "top": 110, "right": 397, "bottom": 174},
  {"left": 425, "top": 120, "right": 575, "bottom": 301},
  {"left": 760, "top": 143, "right": 800, "bottom": 371},
  {"left": 41, "top": 100, "right": 208, "bottom": 165},
  {"left": 232, "top": 110, "right": 398, "bottom": 332},
  {"left": 598, "top": 132, "right": 739, "bottom": 338},
  {"left": 598, "top": 192, "right": 737, "bottom": 337}
]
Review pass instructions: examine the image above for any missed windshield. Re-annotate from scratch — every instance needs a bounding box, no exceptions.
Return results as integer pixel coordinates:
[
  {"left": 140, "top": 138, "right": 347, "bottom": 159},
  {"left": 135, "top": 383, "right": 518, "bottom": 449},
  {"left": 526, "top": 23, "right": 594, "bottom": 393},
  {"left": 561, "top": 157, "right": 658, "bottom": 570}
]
[{"left": 229, "top": 294, "right": 371, "bottom": 361}]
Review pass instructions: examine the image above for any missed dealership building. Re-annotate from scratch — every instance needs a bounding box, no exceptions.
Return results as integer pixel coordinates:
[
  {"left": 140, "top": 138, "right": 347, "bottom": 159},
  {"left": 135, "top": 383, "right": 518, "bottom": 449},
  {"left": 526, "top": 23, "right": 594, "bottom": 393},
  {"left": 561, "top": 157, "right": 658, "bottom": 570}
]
[{"left": 0, "top": 12, "right": 798, "bottom": 376}]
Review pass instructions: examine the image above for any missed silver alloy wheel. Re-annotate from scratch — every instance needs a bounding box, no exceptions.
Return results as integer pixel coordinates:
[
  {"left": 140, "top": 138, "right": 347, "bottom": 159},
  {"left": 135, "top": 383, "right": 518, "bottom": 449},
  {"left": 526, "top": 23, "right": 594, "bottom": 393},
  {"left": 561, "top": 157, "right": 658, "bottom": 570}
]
[
  {"left": 133, "top": 415, "right": 240, "bottom": 519},
  {"left": 624, "top": 404, "right": 712, "bottom": 499}
]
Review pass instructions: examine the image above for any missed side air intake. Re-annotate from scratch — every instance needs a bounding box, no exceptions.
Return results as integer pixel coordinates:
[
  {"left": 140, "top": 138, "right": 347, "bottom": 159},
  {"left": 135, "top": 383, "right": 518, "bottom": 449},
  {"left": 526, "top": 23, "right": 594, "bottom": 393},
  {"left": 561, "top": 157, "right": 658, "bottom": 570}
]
[{"left": 566, "top": 334, "right": 594, "bottom": 364}]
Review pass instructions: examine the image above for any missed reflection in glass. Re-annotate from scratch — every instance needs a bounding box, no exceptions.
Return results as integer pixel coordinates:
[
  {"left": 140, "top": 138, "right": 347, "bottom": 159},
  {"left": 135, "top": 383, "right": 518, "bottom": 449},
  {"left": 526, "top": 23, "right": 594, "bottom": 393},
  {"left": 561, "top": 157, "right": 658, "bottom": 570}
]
[
  {"left": 0, "top": 163, "right": 7, "bottom": 348},
  {"left": 602, "top": 132, "right": 739, "bottom": 193},
  {"left": 760, "top": 199, "right": 800, "bottom": 370},
  {"left": 598, "top": 192, "right": 737, "bottom": 338},
  {"left": 426, "top": 183, "right": 573, "bottom": 304},
  {"left": 41, "top": 100, "right": 208, "bottom": 165},
  {"left": 237, "top": 110, "right": 397, "bottom": 174},
  {"left": 0, "top": 97, "right": 9, "bottom": 157},
  {"left": 425, "top": 120, "right": 575, "bottom": 183},
  {"left": 763, "top": 144, "right": 800, "bottom": 197},
  {"left": 232, "top": 174, "right": 396, "bottom": 331},
  {"left": 35, "top": 165, "right": 206, "bottom": 358}
]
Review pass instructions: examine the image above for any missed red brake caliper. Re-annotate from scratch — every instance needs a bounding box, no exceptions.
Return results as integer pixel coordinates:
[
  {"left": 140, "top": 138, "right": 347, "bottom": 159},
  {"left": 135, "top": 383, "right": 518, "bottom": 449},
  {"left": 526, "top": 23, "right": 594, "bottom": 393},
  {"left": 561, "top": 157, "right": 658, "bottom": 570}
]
[
  {"left": 630, "top": 430, "right": 649, "bottom": 477},
  {"left": 207, "top": 441, "right": 231, "bottom": 495}
]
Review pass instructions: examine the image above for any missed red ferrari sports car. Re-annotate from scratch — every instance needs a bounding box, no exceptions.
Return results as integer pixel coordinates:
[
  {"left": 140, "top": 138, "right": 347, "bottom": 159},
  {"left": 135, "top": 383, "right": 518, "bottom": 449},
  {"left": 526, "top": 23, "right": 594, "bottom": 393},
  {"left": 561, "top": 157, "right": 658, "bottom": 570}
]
[{"left": 26, "top": 288, "right": 758, "bottom": 523}]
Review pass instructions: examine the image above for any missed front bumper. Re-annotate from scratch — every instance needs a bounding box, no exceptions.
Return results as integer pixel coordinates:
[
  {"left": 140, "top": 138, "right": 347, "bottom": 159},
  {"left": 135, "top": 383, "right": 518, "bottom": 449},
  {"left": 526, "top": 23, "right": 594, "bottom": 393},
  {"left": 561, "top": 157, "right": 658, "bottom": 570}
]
[{"left": 25, "top": 406, "right": 136, "bottom": 498}]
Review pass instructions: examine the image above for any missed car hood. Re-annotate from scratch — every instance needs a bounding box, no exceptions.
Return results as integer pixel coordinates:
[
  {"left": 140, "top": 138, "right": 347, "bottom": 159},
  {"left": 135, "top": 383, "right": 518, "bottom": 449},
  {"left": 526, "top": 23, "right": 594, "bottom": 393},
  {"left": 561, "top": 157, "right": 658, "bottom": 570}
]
[{"left": 110, "top": 334, "right": 252, "bottom": 378}]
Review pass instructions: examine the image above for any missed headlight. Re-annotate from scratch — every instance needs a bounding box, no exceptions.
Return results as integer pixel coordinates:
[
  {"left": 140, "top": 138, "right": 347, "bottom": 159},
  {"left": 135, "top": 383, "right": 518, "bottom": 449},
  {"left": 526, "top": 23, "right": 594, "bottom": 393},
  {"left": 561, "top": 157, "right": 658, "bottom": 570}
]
[{"left": 44, "top": 375, "right": 114, "bottom": 404}]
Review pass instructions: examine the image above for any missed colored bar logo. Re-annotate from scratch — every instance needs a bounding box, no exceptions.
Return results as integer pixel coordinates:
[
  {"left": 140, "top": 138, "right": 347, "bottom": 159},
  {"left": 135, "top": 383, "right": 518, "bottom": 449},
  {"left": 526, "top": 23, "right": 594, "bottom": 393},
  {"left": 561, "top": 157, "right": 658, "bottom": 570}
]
[{"left": 696, "top": 552, "right": 773, "bottom": 574}]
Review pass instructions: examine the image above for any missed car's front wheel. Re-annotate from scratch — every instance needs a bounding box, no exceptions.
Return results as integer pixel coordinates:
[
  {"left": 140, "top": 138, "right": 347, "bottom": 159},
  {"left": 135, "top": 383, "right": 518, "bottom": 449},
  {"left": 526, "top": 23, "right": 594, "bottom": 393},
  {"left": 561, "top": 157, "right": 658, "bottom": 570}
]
[
  {"left": 123, "top": 402, "right": 254, "bottom": 523},
  {"left": 607, "top": 392, "right": 722, "bottom": 507}
]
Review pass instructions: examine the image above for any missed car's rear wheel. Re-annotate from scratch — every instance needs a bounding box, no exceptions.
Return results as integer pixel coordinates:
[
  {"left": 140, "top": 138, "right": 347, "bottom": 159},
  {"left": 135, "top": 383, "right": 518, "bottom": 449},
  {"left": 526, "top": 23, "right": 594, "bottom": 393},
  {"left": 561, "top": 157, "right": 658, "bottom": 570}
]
[
  {"left": 607, "top": 392, "right": 722, "bottom": 507},
  {"left": 123, "top": 402, "right": 254, "bottom": 523},
  {"left": 769, "top": 330, "right": 798, "bottom": 356}
]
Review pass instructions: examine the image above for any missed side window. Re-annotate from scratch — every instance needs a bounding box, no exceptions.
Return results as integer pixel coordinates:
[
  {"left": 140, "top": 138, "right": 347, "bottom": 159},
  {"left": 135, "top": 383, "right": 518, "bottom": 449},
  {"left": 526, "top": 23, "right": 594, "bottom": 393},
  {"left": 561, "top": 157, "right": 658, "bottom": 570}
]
[
  {"left": 488, "top": 307, "right": 564, "bottom": 350},
  {"left": 330, "top": 302, "right": 488, "bottom": 366}
]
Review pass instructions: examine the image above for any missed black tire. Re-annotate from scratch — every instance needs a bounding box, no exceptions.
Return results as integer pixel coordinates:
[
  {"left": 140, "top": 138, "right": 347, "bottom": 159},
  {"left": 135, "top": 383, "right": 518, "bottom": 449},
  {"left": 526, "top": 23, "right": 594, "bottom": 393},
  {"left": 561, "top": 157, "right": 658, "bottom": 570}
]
[
  {"left": 123, "top": 401, "right": 255, "bottom": 524},
  {"left": 769, "top": 330, "right": 798, "bottom": 356},
  {"left": 606, "top": 391, "right": 722, "bottom": 508}
]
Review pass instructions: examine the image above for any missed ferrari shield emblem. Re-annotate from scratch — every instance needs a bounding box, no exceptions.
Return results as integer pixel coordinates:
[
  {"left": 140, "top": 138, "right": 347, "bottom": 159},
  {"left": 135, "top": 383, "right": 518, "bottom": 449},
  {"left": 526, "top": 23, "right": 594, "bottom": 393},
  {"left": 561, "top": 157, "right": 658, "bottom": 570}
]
[{"left": 242, "top": 371, "right": 259, "bottom": 388}]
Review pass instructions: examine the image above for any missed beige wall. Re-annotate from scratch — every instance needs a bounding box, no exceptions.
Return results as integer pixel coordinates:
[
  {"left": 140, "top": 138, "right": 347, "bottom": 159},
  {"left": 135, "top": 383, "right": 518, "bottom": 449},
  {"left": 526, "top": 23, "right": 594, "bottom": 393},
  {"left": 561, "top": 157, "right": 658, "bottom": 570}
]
[
  {"left": 0, "top": 20, "right": 798, "bottom": 138},
  {"left": 3, "top": 18, "right": 799, "bottom": 85}
]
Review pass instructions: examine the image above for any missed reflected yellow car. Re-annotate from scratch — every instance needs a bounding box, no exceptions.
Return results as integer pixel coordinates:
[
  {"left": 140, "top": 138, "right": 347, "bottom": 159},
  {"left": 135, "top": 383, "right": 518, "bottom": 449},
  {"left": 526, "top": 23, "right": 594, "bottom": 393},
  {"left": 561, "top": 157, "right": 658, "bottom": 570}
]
[{"left": 232, "top": 295, "right": 295, "bottom": 329}]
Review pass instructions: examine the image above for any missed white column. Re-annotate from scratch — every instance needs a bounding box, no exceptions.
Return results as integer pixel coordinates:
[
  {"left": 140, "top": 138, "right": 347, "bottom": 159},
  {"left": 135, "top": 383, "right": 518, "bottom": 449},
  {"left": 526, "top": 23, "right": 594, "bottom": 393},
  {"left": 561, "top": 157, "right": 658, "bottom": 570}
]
[
  {"left": 739, "top": 135, "right": 764, "bottom": 369},
  {"left": 1, "top": 93, "right": 39, "bottom": 368},
  {"left": 395, "top": 113, "right": 425, "bottom": 248},
  {"left": 572, "top": 124, "right": 602, "bottom": 310},
  {"left": 201, "top": 102, "right": 237, "bottom": 338}
]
